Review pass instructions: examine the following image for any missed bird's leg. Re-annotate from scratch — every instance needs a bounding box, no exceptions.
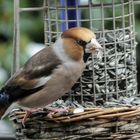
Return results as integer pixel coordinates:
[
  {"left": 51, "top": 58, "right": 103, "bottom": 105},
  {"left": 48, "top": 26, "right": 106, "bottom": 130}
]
[
  {"left": 22, "top": 110, "right": 31, "bottom": 126},
  {"left": 44, "top": 106, "right": 69, "bottom": 118},
  {"left": 22, "top": 108, "right": 42, "bottom": 126}
]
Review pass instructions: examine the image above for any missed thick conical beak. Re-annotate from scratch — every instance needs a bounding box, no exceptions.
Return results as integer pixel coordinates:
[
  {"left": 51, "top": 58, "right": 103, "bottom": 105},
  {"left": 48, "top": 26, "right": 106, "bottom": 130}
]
[
  {"left": 90, "top": 38, "right": 103, "bottom": 51},
  {"left": 85, "top": 38, "right": 103, "bottom": 59}
]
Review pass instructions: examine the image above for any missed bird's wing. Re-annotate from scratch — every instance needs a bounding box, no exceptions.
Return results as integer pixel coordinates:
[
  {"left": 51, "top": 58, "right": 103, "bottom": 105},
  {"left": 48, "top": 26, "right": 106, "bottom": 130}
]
[{"left": 2, "top": 46, "right": 62, "bottom": 102}]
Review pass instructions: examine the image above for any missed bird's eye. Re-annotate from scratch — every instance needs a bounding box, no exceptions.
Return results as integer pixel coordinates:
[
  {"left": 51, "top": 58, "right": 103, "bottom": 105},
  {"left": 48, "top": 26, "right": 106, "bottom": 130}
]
[{"left": 77, "top": 40, "right": 87, "bottom": 47}]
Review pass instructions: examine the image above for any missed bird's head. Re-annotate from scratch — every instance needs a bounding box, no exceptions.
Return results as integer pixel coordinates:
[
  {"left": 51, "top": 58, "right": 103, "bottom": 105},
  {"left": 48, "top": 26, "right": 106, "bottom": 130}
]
[{"left": 61, "top": 27, "right": 103, "bottom": 58}]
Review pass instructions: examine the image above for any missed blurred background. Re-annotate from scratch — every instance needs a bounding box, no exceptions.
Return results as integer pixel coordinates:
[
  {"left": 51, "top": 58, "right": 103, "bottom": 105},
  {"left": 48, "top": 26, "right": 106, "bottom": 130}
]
[{"left": 0, "top": 0, "right": 140, "bottom": 90}]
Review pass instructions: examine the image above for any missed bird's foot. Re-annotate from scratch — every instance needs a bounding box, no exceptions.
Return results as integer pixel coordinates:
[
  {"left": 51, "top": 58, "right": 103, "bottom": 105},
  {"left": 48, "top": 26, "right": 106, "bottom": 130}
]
[
  {"left": 22, "top": 108, "right": 42, "bottom": 126},
  {"left": 44, "top": 106, "right": 69, "bottom": 118}
]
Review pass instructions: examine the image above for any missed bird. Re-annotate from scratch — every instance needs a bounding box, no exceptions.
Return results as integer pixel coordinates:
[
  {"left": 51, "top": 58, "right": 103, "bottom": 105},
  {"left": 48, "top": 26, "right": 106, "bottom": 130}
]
[{"left": 0, "top": 27, "right": 103, "bottom": 120}]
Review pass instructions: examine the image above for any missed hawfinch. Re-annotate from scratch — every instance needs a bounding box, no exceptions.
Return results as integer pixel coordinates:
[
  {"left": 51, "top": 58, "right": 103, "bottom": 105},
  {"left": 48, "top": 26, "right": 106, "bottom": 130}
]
[{"left": 0, "top": 27, "right": 102, "bottom": 118}]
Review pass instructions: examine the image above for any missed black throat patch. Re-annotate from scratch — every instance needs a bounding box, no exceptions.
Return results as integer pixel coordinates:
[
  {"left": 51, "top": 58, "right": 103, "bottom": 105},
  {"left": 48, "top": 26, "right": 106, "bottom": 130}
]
[{"left": 76, "top": 40, "right": 91, "bottom": 63}]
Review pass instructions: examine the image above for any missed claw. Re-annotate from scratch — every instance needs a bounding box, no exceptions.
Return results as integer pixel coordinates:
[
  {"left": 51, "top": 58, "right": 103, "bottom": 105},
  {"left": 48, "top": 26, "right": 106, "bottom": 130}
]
[
  {"left": 21, "top": 108, "right": 42, "bottom": 126},
  {"left": 44, "top": 106, "right": 69, "bottom": 118}
]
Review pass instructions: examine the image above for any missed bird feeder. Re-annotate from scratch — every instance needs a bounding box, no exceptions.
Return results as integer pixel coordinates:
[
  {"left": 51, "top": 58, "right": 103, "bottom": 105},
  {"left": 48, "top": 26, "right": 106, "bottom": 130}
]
[
  {"left": 44, "top": 0, "right": 138, "bottom": 106},
  {"left": 10, "top": 0, "right": 140, "bottom": 139}
]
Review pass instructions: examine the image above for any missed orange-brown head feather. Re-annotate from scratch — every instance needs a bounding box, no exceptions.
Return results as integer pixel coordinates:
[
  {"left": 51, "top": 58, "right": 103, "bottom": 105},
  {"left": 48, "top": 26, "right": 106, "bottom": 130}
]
[
  {"left": 61, "top": 27, "right": 96, "bottom": 43},
  {"left": 63, "top": 38, "right": 83, "bottom": 61}
]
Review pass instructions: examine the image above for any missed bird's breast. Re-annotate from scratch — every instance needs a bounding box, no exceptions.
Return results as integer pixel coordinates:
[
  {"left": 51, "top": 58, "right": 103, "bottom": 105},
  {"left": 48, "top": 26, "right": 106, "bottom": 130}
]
[
  {"left": 63, "top": 61, "right": 85, "bottom": 81},
  {"left": 18, "top": 62, "right": 85, "bottom": 108}
]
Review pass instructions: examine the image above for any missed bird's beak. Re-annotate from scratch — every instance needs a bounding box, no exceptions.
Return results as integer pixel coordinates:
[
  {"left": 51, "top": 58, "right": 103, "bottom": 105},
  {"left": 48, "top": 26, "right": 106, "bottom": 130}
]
[{"left": 85, "top": 38, "right": 103, "bottom": 59}]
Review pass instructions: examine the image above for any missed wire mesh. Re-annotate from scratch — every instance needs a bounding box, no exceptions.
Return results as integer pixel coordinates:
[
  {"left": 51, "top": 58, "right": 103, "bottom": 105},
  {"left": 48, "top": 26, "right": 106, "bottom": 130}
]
[{"left": 44, "top": 0, "right": 137, "bottom": 106}]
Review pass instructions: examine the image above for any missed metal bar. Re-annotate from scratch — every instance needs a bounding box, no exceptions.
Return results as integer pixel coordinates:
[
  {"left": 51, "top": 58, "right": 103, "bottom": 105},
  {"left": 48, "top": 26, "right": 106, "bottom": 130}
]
[
  {"left": 46, "top": 0, "right": 52, "bottom": 45},
  {"left": 44, "top": 26, "right": 135, "bottom": 34},
  {"left": 112, "top": 0, "right": 118, "bottom": 100},
  {"left": 89, "top": 0, "right": 96, "bottom": 105},
  {"left": 20, "top": 7, "right": 46, "bottom": 12},
  {"left": 134, "top": 0, "right": 140, "bottom": 4},
  {"left": 55, "top": 0, "right": 59, "bottom": 37},
  {"left": 46, "top": 2, "right": 131, "bottom": 9},
  {"left": 121, "top": 0, "right": 128, "bottom": 96},
  {"left": 43, "top": 0, "right": 48, "bottom": 46},
  {"left": 131, "top": 0, "right": 137, "bottom": 95},
  {"left": 44, "top": 13, "right": 134, "bottom": 22},
  {"left": 12, "top": 0, "right": 20, "bottom": 75},
  {"left": 74, "top": 0, "right": 83, "bottom": 104},
  {"left": 76, "top": 0, "right": 81, "bottom": 27},
  {"left": 132, "top": 0, "right": 138, "bottom": 95},
  {"left": 101, "top": 1, "right": 108, "bottom": 102},
  {"left": 65, "top": 0, "right": 68, "bottom": 29}
]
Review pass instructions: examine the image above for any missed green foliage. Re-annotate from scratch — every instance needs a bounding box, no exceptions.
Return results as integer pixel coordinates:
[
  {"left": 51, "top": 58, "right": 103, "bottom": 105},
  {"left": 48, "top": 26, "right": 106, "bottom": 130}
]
[
  {"left": 0, "top": 1, "right": 13, "bottom": 39},
  {"left": 0, "top": 0, "right": 44, "bottom": 85}
]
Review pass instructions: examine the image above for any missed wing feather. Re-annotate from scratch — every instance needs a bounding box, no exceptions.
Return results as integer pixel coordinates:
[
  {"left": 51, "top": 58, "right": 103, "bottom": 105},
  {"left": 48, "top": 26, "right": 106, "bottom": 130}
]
[
  {"left": 6, "top": 47, "right": 62, "bottom": 88},
  {"left": 2, "top": 47, "right": 62, "bottom": 102}
]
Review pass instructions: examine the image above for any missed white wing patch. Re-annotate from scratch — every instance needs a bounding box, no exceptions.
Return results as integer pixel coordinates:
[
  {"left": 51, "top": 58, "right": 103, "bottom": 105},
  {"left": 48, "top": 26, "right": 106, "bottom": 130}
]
[{"left": 35, "top": 76, "right": 51, "bottom": 88}]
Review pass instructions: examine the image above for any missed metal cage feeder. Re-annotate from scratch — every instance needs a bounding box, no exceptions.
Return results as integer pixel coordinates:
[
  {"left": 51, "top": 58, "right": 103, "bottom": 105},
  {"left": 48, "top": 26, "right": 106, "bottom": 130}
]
[
  {"left": 44, "top": 0, "right": 138, "bottom": 107},
  {"left": 10, "top": 0, "right": 140, "bottom": 140}
]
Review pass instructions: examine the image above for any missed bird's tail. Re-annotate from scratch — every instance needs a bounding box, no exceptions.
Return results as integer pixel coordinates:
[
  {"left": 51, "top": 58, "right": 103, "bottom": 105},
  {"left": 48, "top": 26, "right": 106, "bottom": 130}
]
[{"left": 0, "top": 90, "right": 10, "bottom": 119}]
